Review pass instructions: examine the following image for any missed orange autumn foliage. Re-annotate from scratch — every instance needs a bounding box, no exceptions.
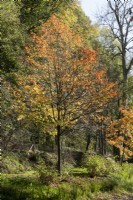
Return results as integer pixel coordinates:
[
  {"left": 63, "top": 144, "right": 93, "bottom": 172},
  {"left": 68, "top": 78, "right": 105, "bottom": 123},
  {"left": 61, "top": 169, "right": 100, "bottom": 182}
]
[
  {"left": 107, "top": 107, "right": 133, "bottom": 158},
  {"left": 19, "top": 15, "right": 118, "bottom": 134}
]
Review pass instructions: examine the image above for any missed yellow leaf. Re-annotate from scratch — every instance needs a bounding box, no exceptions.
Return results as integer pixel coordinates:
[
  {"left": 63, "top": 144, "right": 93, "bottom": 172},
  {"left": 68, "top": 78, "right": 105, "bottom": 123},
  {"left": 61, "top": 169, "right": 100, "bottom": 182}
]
[
  {"left": 17, "top": 115, "right": 25, "bottom": 121},
  {"left": 33, "top": 86, "right": 41, "bottom": 93},
  {"left": 25, "top": 85, "right": 30, "bottom": 89}
]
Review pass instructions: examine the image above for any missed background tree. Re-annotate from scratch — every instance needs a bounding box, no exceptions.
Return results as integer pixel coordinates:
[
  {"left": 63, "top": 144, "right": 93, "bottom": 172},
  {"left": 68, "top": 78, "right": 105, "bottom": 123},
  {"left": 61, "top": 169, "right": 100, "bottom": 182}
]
[
  {"left": 20, "top": 0, "right": 76, "bottom": 32},
  {"left": 100, "top": 0, "right": 133, "bottom": 82},
  {"left": 57, "top": 1, "right": 99, "bottom": 47},
  {"left": 1, "top": 1, "right": 23, "bottom": 72},
  {"left": 99, "top": 0, "right": 133, "bottom": 160},
  {"left": 107, "top": 107, "right": 133, "bottom": 160}
]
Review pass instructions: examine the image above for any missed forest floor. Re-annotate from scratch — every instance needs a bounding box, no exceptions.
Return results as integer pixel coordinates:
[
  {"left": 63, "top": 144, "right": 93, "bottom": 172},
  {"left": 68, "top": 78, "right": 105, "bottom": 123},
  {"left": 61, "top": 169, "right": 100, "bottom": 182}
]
[
  {"left": 1, "top": 154, "right": 133, "bottom": 200},
  {"left": 112, "top": 195, "right": 133, "bottom": 200},
  {"left": 96, "top": 194, "right": 133, "bottom": 200},
  {"left": 1, "top": 172, "right": 133, "bottom": 200}
]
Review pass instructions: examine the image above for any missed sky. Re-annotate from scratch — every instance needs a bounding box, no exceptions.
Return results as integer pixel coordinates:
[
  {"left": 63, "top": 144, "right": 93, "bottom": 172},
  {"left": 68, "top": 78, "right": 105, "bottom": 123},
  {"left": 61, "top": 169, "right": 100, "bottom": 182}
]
[{"left": 80, "top": 0, "right": 107, "bottom": 23}]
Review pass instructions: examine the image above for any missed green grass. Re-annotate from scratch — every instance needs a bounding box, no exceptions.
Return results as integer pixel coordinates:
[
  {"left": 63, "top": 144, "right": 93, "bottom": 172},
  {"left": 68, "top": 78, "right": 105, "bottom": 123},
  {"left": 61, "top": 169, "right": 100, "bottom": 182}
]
[
  {"left": 0, "top": 174, "right": 91, "bottom": 200},
  {"left": 1, "top": 163, "right": 133, "bottom": 200},
  {"left": 109, "top": 163, "right": 133, "bottom": 193},
  {"left": 1, "top": 153, "right": 33, "bottom": 173},
  {"left": 1, "top": 154, "right": 133, "bottom": 199},
  {"left": 68, "top": 167, "right": 88, "bottom": 177}
]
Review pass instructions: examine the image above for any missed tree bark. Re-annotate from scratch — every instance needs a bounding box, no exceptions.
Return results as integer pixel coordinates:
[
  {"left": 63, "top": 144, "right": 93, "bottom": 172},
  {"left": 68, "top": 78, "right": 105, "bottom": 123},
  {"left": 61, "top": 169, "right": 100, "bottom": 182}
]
[
  {"left": 85, "top": 132, "right": 91, "bottom": 152},
  {"left": 113, "top": 146, "right": 120, "bottom": 160},
  {"left": 57, "top": 125, "right": 61, "bottom": 174}
]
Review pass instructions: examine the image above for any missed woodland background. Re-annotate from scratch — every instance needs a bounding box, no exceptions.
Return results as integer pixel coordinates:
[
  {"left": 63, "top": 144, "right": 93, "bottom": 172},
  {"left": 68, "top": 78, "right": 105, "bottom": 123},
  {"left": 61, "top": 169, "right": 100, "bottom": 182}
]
[{"left": 1, "top": 0, "right": 133, "bottom": 199}]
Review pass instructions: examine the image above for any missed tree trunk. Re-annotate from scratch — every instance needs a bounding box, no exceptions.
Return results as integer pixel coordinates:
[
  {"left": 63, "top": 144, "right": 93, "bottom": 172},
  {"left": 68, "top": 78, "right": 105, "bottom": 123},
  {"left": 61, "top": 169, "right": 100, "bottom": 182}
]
[
  {"left": 98, "top": 130, "right": 103, "bottom": 155},
  {"left": 85, "top": 132, "right": 91, "bottom": 152},
  {"left": 57, "top": 125, "right": 61, "bottom": 174},
  {"left": 113, "top": 146, "right": 120, "bottom": 160},
  {"left": 94, "top": 134, "right": 98, "bottom": 153},
  {"left": 103, "top": 132, "right": 107, "bottom": 155}
]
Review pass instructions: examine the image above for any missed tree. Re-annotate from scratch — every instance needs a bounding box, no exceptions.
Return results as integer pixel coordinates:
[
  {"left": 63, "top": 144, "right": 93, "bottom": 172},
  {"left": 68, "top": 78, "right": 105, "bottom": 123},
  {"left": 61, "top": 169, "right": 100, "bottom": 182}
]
[
  {"left": 20, "top": 0, "right": 76, "bottom": 31},
  {"left": 99, "top": 0, "right": 133, "bottom": 107},
  {"left": 1, "top": 1, "right": 23, "bottom": 72},
  {"left": 19, "top": 15, "right": 117, "bottom": 173},
  {"left": 107, "top": 107, "right": 133, "bottom": 160},
  {"left": 99, "top": 0, "right": 133, "bottom": 160},
  {"left": 57, "top": 1, "right": 99, "bottom": 47},
  {"left": 100, "top": 0, "right": 133, "bottom": 82}
]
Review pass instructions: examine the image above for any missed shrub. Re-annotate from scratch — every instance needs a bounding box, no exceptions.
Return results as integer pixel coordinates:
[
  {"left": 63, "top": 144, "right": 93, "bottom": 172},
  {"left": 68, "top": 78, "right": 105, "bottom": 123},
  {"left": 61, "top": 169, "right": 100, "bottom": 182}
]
[
  {"left": 109, "top": 163, "right": 133, "bottom": 192},
  {"left": 37, "top": 165, "right": 58, "bottom": 185},
  {"left": 82, "top": 154, "right": 120, "bottom": 177},
  {"left": 1, "top": 154, "right": 31, "bottom": 173}
]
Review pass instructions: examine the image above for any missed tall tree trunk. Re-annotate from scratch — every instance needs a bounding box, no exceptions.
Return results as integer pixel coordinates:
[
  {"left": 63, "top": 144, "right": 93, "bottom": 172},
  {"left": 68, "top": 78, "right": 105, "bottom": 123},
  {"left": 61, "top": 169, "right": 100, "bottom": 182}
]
[
  {"left": 85, "top": 132, "right": 91, "bottom": 152},
  {"left": 101, "top": 118, "right": 104, "bottom": 155},
  {"left": 103, "top": 133, "right": 107, "bottom": 155},
  {"left": 94, "top": 135, "right": 98, "bottom": 153},
  {"left": 57, "top": 125, "right": 61, "bottom": 174},
  {"left": 98, "top": 130, "right": 102, "bottom": 155},
  {"left": 113, "top": 146, "right": 120, "bottom": 160}
]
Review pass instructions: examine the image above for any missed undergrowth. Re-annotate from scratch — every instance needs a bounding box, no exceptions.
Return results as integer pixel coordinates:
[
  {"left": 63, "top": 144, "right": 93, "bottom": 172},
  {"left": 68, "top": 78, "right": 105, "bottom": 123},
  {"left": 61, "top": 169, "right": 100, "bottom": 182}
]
[{"left": 1, "top": 154, "right": 133, "bottom": 200}]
